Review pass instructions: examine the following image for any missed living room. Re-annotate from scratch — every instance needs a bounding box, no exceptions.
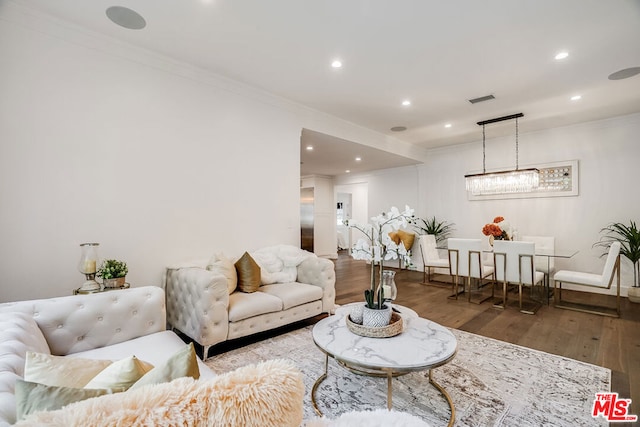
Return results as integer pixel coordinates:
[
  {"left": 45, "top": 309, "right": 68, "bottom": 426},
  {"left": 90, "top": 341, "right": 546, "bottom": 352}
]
[{"left": 1, "top": 1, "right": 639, "bottom": 426}]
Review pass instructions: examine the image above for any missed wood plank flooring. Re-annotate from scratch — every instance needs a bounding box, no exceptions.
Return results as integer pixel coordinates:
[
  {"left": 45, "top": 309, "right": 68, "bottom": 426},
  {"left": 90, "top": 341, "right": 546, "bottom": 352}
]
[{"left": 332, "top": 251, "right": 640, "bottom": 420}]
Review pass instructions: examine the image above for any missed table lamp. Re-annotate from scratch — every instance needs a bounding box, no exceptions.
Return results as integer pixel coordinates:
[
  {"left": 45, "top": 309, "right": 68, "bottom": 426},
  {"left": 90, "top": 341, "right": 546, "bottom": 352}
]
[{"left": 78, "top": 242, "right": 100, "bottom": 292}]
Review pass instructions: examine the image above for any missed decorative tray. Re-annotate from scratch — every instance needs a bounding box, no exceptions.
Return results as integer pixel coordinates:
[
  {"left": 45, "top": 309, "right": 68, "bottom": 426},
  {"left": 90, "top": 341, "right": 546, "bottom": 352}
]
[{"left": 345, "top": 311, "right": 403, "bottom": 338}]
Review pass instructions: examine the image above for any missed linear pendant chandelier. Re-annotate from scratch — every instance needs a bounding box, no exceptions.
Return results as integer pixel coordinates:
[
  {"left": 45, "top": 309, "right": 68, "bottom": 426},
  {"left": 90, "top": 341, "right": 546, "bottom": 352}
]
[{"left": 465, "top": 113, "right": 539, "bottom": 196}]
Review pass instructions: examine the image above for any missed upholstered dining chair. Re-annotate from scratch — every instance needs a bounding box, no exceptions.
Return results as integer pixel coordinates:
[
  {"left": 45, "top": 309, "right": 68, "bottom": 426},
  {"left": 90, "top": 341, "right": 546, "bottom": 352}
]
[
  {"left": 553, "top": 241, "right": 621, "bottom": 317},
  {"left": 493, "top": 240, "right": 545, "bottom": 314},
  {"left": 448, "top": 238, "right": 494, "bottom": 302},
  {"left": 521, "top": 235, "right": 556, "bottom": 293},
  {"left": 419, "top": 234, "right": 449, "bottom": 284}
]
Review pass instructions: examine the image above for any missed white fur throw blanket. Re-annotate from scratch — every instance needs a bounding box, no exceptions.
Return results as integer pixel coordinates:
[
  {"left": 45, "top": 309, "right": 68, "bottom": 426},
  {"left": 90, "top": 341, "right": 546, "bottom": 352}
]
[
  {"left": 303, "top": 409, "right": 432, "bottom": 427},
  {"left": 16, "top": 359, "right": 304, "bottom": 427},
  {"left": 251, "top": 245, "right": 312, "bottom": 285}
]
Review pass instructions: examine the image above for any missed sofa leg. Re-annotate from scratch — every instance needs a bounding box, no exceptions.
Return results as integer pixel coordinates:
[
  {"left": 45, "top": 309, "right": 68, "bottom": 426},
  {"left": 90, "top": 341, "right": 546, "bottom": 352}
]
[{"left": 202, "top": 344, "right": 211, "bottom": 362}]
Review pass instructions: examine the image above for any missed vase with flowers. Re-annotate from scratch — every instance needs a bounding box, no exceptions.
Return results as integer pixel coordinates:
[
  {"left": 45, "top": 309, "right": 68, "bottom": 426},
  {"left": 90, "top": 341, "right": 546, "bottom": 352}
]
[
  {"left": 348, "top": 205, "right": 414, "bottom": 327},
  {"left": 482, "top": 216, "right": 514, "bottom": 245}
]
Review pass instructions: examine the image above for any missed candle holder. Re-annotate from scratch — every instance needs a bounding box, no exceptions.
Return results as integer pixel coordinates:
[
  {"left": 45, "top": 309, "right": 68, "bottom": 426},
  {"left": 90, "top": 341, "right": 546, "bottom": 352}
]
[{"left": 78, "top": 243, "right": 100, "bottom": 292}]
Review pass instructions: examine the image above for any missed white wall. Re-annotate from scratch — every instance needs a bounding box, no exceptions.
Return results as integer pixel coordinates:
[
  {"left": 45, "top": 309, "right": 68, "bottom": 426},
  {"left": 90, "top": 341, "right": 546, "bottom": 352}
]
[
  {"left": 0, "top": 6, "right": 416, "bottom": 301},
  {"left": 339, "top": 113, "right": 640, "bottom": 294}
]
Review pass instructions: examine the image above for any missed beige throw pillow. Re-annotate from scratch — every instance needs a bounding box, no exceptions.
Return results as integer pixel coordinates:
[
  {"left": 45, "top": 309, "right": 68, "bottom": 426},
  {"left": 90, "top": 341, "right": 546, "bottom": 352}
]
[
  {"left": 235, "top": 252, "right": 261, "bottom": 293},
  {"left": 207, "top": 252, "right": 238, "bottom": 294},
  {"left": 15, "top": 380, "right": 122, "bottom": 420},
  {"left": 84, "top": 355, "right": 153, "bottom": 390},
  {"left": 129, "top": 343, "right": 200, "bottom": 389},
  {"left": 24, "top": 351, "right": 113, "bottom": 388}
]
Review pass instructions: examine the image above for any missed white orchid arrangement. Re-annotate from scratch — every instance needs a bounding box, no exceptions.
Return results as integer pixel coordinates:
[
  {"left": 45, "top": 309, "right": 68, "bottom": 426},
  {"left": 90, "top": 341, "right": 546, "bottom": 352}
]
[{"left": 348, "top": 205, "right": 415, "bottom": 309}]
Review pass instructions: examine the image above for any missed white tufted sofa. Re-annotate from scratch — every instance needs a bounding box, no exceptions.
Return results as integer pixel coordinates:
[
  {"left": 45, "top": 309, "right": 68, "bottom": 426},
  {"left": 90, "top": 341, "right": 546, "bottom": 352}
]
[
  {"left": 0, "top": 286, "right": 214, "bottom": 427},
  {"left": 165, "top": 254, "right": 336, "bottom": 360}
]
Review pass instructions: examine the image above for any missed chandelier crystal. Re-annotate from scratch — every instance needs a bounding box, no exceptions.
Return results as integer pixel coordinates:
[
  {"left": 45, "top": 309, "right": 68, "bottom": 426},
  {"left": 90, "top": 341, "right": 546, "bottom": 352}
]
[{"left": 465, "top": 113, "right": 539, "bottom": 196}]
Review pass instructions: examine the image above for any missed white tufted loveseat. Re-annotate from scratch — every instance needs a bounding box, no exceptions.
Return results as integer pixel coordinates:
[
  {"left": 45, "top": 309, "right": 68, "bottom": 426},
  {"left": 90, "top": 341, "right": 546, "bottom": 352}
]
[
  {"left": 165, "top": 252, "right": 336, "bottom": 360},
  {"left": 0, "top": 286, "right": 214, "bottom": 427}
]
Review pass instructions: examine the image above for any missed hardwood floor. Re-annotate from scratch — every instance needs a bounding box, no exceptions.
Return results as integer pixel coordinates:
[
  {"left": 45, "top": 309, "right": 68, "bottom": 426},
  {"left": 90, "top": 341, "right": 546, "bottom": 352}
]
[{"left": 333, "top": 250, "right": 640, "bottom": 419}]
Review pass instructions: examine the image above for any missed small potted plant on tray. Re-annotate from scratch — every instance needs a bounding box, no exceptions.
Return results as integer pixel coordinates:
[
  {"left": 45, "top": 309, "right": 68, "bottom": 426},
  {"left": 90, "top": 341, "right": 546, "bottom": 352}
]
[
  {"left": 97, "top": 259, "right": 128, "bottom": 288},
  {"left": 348, "top": 205, "right": 414, "bottom": 327}
]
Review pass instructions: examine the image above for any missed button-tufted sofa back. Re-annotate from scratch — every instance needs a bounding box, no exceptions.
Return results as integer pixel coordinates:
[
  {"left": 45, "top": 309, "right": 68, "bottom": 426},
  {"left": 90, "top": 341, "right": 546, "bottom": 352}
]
[{"left": 0, "top": 286, "right": 166, "bottom": 356}]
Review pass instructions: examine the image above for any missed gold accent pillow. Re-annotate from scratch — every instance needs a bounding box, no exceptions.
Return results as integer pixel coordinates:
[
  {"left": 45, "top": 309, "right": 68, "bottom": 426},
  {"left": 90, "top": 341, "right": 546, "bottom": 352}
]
[
  {"left": 388, "top": 231, "right": 401, "bottom": 245},
  {"left": 396, "top": 230, "right": 416, "bottom": 250},
  {"left": 235, "top": 252, "right": 261, "bottom": 293}
]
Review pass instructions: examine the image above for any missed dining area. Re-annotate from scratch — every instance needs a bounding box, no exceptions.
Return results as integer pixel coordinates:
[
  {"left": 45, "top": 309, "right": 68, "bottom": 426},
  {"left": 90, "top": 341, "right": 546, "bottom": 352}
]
[{"left": 418, "top": 216, "right": 623, "bottom": 318}]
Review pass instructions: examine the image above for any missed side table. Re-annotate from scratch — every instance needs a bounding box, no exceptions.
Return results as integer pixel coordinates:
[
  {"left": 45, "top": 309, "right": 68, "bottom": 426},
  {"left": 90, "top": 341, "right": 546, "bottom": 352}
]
[{"left": 73, "top": 283, "right": 130, "bottom": 295}]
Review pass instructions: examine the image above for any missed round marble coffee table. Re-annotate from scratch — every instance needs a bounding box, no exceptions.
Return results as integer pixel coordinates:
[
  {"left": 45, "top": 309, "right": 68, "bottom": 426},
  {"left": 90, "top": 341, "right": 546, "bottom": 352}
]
[{"left": 312, "top": 304, "right": 457, "bottom": 426}]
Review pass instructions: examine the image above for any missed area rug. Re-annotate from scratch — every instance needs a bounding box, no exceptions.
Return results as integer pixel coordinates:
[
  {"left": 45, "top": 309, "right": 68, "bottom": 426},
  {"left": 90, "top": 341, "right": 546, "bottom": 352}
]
[{"left": 205, "top": 326, "right": 609, "bottom": 427}]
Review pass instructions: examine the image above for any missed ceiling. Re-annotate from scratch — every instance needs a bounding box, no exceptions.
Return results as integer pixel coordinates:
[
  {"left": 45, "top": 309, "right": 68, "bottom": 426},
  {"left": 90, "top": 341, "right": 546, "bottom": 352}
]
[{"left": 12, "top": 0, "right": 640, "bottom": 176}]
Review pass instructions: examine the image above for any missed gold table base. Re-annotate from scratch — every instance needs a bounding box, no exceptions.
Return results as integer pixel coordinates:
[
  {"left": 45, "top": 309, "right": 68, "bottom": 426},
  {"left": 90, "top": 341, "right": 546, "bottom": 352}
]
[{"left": 311, "top": 353, "right": 456, "bottom": 427}]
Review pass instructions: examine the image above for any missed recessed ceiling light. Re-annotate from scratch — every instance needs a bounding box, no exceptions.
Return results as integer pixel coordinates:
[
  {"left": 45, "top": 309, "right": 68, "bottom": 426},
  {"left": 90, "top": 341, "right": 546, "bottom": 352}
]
[
  {"left": 306, "top": 145, "right": 313, "bottom": 151},
  {"left": 570, "top": 95, "right": 582, "bottom": 101},
  {"left": 355, "top": 157, "right": 362, "bottom": 162},
  {"left": 608, "top": 67, "right": 640, "bottom": 80},
  {"left": 345, "top": 170, "right": 351, "bottom": 173},
  {"left": 390, "top": 126, "right": 407, "bottom": 132},
  {"left": 444, "top": 123, "right": 452, "bottom": 128},
  {"left": 106, "top": 6, "right": 146, "bottom": 30},
  {"left": 331, "top": 60, "right": 342, "bottom": 68},
  {"left": 555, "top": 51, "right": 569, "bottom": 60},
  {"left": 402, "top": 100, "right": 411, "bottom": 106}
]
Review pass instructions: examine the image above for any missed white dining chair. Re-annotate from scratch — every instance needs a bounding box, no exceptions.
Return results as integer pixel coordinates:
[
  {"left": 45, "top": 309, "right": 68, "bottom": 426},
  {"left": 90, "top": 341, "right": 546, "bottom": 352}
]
[
  {"left": 419, "top": 234, "right": 449, "bottom": 284},
  {"left": 521, "top": 235, "right": 555, "bottom": 296},
  {"left": 448, "top": 238, "right": 494, "bottom": 303},
  {"left": 493, "top": 240, "right": 545, "bottom": 314},
  {"left": 553, "top": 242, "right": 621, "bottom": 317}
]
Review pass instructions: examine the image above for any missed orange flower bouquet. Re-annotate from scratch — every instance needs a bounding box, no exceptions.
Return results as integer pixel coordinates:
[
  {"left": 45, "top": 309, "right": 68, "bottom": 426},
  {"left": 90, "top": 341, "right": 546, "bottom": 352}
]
[{"left": 482, "top": 216, "right": 512, "bottom": 241}]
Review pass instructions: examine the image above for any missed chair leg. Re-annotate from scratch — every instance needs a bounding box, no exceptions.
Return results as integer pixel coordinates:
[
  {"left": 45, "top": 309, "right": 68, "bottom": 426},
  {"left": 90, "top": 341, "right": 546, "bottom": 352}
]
[
  {"left": 448, "top": 274, "right": 464, "bottom": 299},
  {"left": 493, "top": 279, "right": 507, "bottom": 309},
  {"left": 554, "top": 280, "right": 620, "bottom": 318},
  {"left": 519, "top": 283, "right": 541, "bottom": 315}
]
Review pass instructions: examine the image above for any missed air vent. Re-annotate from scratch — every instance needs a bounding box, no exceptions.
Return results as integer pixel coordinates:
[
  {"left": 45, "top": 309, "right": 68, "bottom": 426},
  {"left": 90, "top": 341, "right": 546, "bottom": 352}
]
[{"left": 469, "top": 94, "right": 495, "bottom": 104}]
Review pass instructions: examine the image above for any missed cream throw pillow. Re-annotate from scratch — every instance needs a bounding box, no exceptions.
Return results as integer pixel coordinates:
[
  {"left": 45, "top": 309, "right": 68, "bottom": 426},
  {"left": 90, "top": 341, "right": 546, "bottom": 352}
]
[
  {"left": 84, "top": 355, "right": 153, "bottom": 390},
  {"left": 16, "top": 359, "right": 304, "bottom": 427},
  {"left": 24, "top": 351, "right": 113, "bottom": 388},
  {"left": 129, "top": 343, "right": 200, "bottom": 389},
  {"left": 235, "top": 251, "right": 261, "bottom": 293},
  {"left": 15, "top": 380, "right": 121, "bottom": 420},
  {"left": 207, "top": 252, "right": 238, "bottom": 294}
]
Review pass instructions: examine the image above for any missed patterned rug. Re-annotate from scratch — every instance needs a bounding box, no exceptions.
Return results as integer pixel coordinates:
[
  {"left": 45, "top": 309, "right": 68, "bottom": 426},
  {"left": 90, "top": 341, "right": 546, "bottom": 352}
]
[{"left": 205, "top": 325, "right": 609, "bottom": 427}]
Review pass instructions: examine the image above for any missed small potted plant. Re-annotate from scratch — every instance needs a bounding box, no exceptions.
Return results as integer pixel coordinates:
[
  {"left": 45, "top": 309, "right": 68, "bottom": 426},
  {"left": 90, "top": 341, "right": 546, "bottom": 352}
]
[
  {"left": 349, "top": 205, "right": 414, "bottom": 327},
  {"left": 413, "top": 216, "right": 455, "bottom": 244},
  {"left": 595, "top": 221, "right": 640, "bottom": 303},
  {"left": 97, "top": 259, "right": 128, "bottom": 288}
]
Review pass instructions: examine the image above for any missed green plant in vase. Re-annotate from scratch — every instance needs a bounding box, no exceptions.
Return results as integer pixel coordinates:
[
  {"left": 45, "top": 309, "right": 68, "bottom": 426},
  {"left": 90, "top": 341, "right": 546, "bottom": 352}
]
[
  {"left": 97, "top": 259, "right": 128, "bottom": 287},
  {"left": 413, "top": 216, "right": 455, "bottom": 244}
]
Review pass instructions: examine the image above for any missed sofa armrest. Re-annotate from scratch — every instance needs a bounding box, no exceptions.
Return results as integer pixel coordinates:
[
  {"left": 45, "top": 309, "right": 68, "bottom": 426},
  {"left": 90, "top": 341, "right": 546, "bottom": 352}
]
[
  {"left": 165, "top": 268, "right": 230, "bottom": 350},
  {"left": 296, "top": 257, "right": 336, "bottom": 313}
]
